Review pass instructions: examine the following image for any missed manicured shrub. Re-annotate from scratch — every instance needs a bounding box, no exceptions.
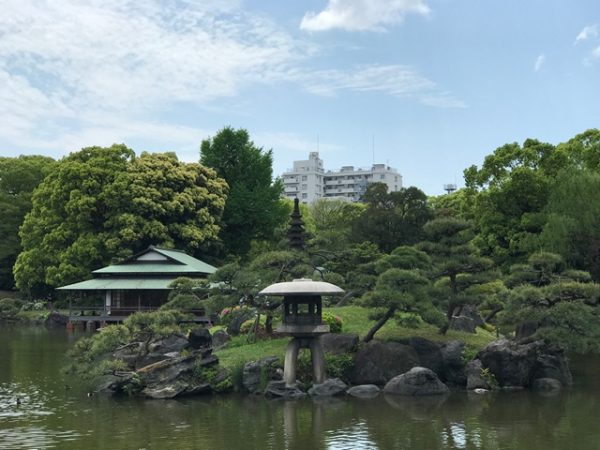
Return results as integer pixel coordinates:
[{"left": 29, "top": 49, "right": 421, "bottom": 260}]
[{"left": 322, "top": 312, "right": 343, "bottom": 333}]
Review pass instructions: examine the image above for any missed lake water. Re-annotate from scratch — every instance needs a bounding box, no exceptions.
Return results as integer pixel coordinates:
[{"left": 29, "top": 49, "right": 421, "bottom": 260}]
[{"left": 1, "top": 325, "right": 599, "bottom": 449}]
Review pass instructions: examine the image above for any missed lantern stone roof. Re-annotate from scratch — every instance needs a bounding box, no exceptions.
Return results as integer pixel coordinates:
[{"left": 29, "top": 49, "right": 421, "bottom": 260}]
[{"left": 259, "top": 278, "right": 344, "bottom": 296}]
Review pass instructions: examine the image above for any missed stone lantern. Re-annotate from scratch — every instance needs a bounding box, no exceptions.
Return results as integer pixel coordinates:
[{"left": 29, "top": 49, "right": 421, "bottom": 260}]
[{"left": 259, "top": 278, "right": 344, "bottom": 387}]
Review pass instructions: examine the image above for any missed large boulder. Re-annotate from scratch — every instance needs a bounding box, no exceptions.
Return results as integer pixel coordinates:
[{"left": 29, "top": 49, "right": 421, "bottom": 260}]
[
  {"left": 351, "top": 340, "right": 419, "bottom": 385},
  {"left": 347, "top": 384, "right": 380, "bottom": 399},
  {"left": 308, "top": 378, "right": 347, "bottom": 396},
  {"left": 406, "top": 337, "right": 444, "bottom": 375},
  {"left": 226, "top": 310, "right": 255, "bottom": 335},
  {"left": 149, "top": 334, "right": 190, "bottom": 354},
  {"left": 45, "top": 311, "right": 68, "bottom": 328},
  {"left": 440, "top": 340, "right": 467, "bottom": 386},
  {"left": 264, "top": 381, "right": 306, "bottom": 399},
  {"left": 321, "top": 333, "right": 359, "bottom": 355},
  {"left": 383, "top": 367, "right": 449, "bottom": 396},
  {"left": 242, "top": 356, "right": 281, "bottom": 394},
  {"left": 449, "top": 316, "right": 476, "bottom": 333},
  {"left": 188, "top": 328, "right": 212, "bottom": 350},
  {"left": 477, "top": 339, "right": 538, "bottom": 387},
  {"left": 476, "top": 339, "right": 572, "bottom": 388},
  {"left": 456, "top": 305, "right": 484, "bottom": 327},
  {"left": 466, "top": 359, "right": 491, "bottom": 390},
  {"left": 531, "top": 348, "right": 572, "bottom": 386},
  {"left": 212, "top": 330, "right": 230, "bottom": 349}
]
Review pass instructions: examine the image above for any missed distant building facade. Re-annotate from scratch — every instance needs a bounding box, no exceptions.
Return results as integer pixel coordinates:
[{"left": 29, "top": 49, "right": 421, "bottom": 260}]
[{"left": 282, "top": 152, "right": 402, "bottom": 203}]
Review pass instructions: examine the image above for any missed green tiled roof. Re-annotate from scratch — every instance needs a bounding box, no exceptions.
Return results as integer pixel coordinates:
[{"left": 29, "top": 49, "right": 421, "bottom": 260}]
[
  {"left": 57, "top": 278, "right": 179, "bottom": 290},
  {"left": 92, "top": 247, "right": 217, "bottom": 275}
]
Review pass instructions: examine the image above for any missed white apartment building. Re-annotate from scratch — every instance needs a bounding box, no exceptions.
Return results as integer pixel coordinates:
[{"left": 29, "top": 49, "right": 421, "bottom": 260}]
[{"left": 282, "top": 152, "right": 402, "bottom": 203}]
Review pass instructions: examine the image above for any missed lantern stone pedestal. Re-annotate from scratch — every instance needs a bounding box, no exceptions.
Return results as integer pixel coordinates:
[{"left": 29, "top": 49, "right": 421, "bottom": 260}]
[
  {"left": 279, "top": 325, "right": 330, "bottom": 387},
  {"left": 259, "top": 279, "right": 344, "bottom": 388}
]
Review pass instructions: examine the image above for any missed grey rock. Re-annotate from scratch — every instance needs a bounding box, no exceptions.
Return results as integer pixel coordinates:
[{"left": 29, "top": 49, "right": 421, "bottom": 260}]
[
  {"left": 321, "top": 333, "right": 359, "bottom": 355},
  {"left": 96, "top": 372, "right": 134, "bottom": 395},
  {"left": 308, "top": 378, "right": 348, "bottom": 396},
  {"left": 351, "top": 340, "right": 419, "bottom": 385},
  {"left": 347, "top": 384, "right": 380, "bottom": 399},
  {"left": 477, "top": 339, "right": 538, "bottom": 387},
  {"left": 212, "top": 329, "right": 230, "bottom": 349},
  {"left": 242, "top": 356, "right": 281, "bottom": 394},
  {"left": 476, "top": 338, "right": 572, "bottom": 389},
  {"left": 148, "top": 334, "right": 189, "bottom": 354},
  {"left": 466, "top": 359, "right": 491, "bottom": 390},
  {"left": 532, "top": 349, "right": 573, "bottom": 386},
  {"left": 450, "top": 315, "right": 476, "bottom": 333},
  {"left": 455, "top": 305, "right": 484, "bottom": 328},
  {"left": 441, "top": 340, "right": 467, "bottom": 386},
  {"left": 515, "top": 321, "right": 538, "bottom": 340},
  {"left": 384, "top": 367, "right": 449, "bottom": 396},
  {"left": 531, "top": 377, "right": 562, "bottom": 392},
  {"left": 138, "top": 353, "right": 217, "bottom": 387},
  {"left": 45, "top": 311, "right": 68, "bottom": 328},
  {"left": 407, "top": 337, "right": 443, "bottom": 375},
  {"left": 264, "top": 381, "right": 306, "bottom": 399},
  {"left": 227, "top": 310, "right": 255, "bottom": 336},
  {"left": 188, "top": 328, "right": 212, "bottom": 350}
]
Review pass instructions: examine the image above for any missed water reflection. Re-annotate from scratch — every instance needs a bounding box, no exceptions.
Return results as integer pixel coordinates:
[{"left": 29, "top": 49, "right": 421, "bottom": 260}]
[{"left": 1, "top": 326, "right": 600, "bottom": 449}]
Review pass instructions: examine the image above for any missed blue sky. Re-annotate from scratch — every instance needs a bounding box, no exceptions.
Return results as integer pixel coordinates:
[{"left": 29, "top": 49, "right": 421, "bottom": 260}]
[{"left": 1, "top": 0, "right": 599, "bottom": 194}]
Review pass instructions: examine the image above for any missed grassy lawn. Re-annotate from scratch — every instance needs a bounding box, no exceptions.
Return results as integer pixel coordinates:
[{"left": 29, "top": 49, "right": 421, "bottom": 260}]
[{"left": 214, "top": 305, "right": 497, "bottom": 369}]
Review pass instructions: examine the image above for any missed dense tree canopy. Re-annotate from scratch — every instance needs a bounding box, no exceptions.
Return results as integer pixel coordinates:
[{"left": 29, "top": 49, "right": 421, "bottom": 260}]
[
  {"left": 14, "top": 146, "right": 227, "bottom": 296},
  {"left": 0, "top": 155, "right": 56, "bottom": 289},
  {"left": 352, "top": 183, "right": 432, "bottom": 253},
  {"left": 418, "top": 217, "right": 494, "bottom": 334},
  {"left": 200, "top": 127, "right": 287, "bottom": 257},
  {"left": 463, "top": 129, "right": 600, "bottom": 270}
]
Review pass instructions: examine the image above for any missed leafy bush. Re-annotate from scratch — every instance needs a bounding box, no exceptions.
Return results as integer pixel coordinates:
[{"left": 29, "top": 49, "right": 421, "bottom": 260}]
[
  {"left": 322, "top": 312, "right": 343, "bottom": 333},
  {"left": 0, "top": 298, "right": 24, "bottom": 318},
  {"left": 394, "top": 312, "right": 423, "bottom": 328},
  {"left": 240, "top": 316, "right": 265, "bottom": 334},
  {"left": 21, "top": 301, "right": 46, "bottom": 311},
  {"left": 219, "top": 305, "right": 255, "bottom": 328},
  {"left": 296, "top": 351, "right": 354, "bottom": 384}
]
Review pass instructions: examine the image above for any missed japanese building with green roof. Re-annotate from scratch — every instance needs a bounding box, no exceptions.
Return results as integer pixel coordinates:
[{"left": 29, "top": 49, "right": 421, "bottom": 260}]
[{"left": 57, "top": 246, "right": 217, "bottom": 326}]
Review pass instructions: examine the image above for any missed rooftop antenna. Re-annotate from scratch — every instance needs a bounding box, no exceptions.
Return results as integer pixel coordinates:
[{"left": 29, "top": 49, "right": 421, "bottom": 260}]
[
  {"left": 372, "top": 134, "right": 375, "bottom": 165},
  {"left": 317, "top": 134, "right": 320, "bottom": 153}
]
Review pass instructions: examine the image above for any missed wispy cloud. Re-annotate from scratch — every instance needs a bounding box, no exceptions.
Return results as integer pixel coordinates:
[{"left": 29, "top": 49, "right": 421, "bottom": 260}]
[
  {"left": 534, "top": 54, "right": 546, "bottom": 72},
  {"left": 0, "top": 0, "right": 305, "bottom": 152},
  {"left": 299, "top": 64, "right": 465, "bottom": 108},
  {"left": 575, "top": 24, "right": 598, "bottom": 43},
  {"left": 300, "top": 0, "right": 430, "bottom": 32},
  {"left": 0, "top": 0, "right": 463, "bottom": 156}
]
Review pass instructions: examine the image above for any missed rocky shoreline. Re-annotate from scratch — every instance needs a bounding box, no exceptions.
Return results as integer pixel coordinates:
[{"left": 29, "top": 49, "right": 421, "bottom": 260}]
[{"left": 88, "top": 329, "right": 572, "bottom": 400}]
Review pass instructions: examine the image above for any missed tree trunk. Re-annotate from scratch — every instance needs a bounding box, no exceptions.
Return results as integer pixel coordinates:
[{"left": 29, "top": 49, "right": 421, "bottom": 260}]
[
  {"left": 439, "top": 305, "right": 454, "bottom": 335},
  {"left": 363, "top": 307, "right": 396, "bottom": 342},
  {"left": 265, "top": 312, "right": 273, "bottom": 334},
  {"left": 484, "top": 306, "right": 503, "bottom": 323},
  {"left": 335, "top": 290, "right": 355, "bottom": 307}
]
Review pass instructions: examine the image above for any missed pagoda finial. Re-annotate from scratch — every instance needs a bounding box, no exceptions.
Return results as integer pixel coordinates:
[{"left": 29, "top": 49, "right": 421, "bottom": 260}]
[{"left": 288, "top": 198, "right": 306, "bottom": 250}]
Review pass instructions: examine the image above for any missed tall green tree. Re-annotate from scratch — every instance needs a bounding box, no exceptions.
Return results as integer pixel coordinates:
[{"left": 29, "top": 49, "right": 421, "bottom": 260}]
[
  {"left": 352, "top": 183, "right": 432, "bottom": 252},
  {"left": 540, "top": 168, "right": 600, "bottom": 280},
  {"left": 463, "top": 129, "right": 600, "bottom": 268},
  {"left": 418, "top": 217, "right": 494, "bottom": 334},
  {"left": 361, "top": 246, "right": 434, "bottom": 342},
  {"left": 14, "top": 146, "right": 227, "bottom": 296},
  {"left": 200, "top": 127, "right": 287, "bottom": 257},
  {"left": 0, "top": 155, "right": 56, "bottom": 289},
  {"left": 501, "top": 252, "right": 600, "bottom": 353},
  {"left": 309, "top": 198, "right": 365, "bottom": 252}
]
